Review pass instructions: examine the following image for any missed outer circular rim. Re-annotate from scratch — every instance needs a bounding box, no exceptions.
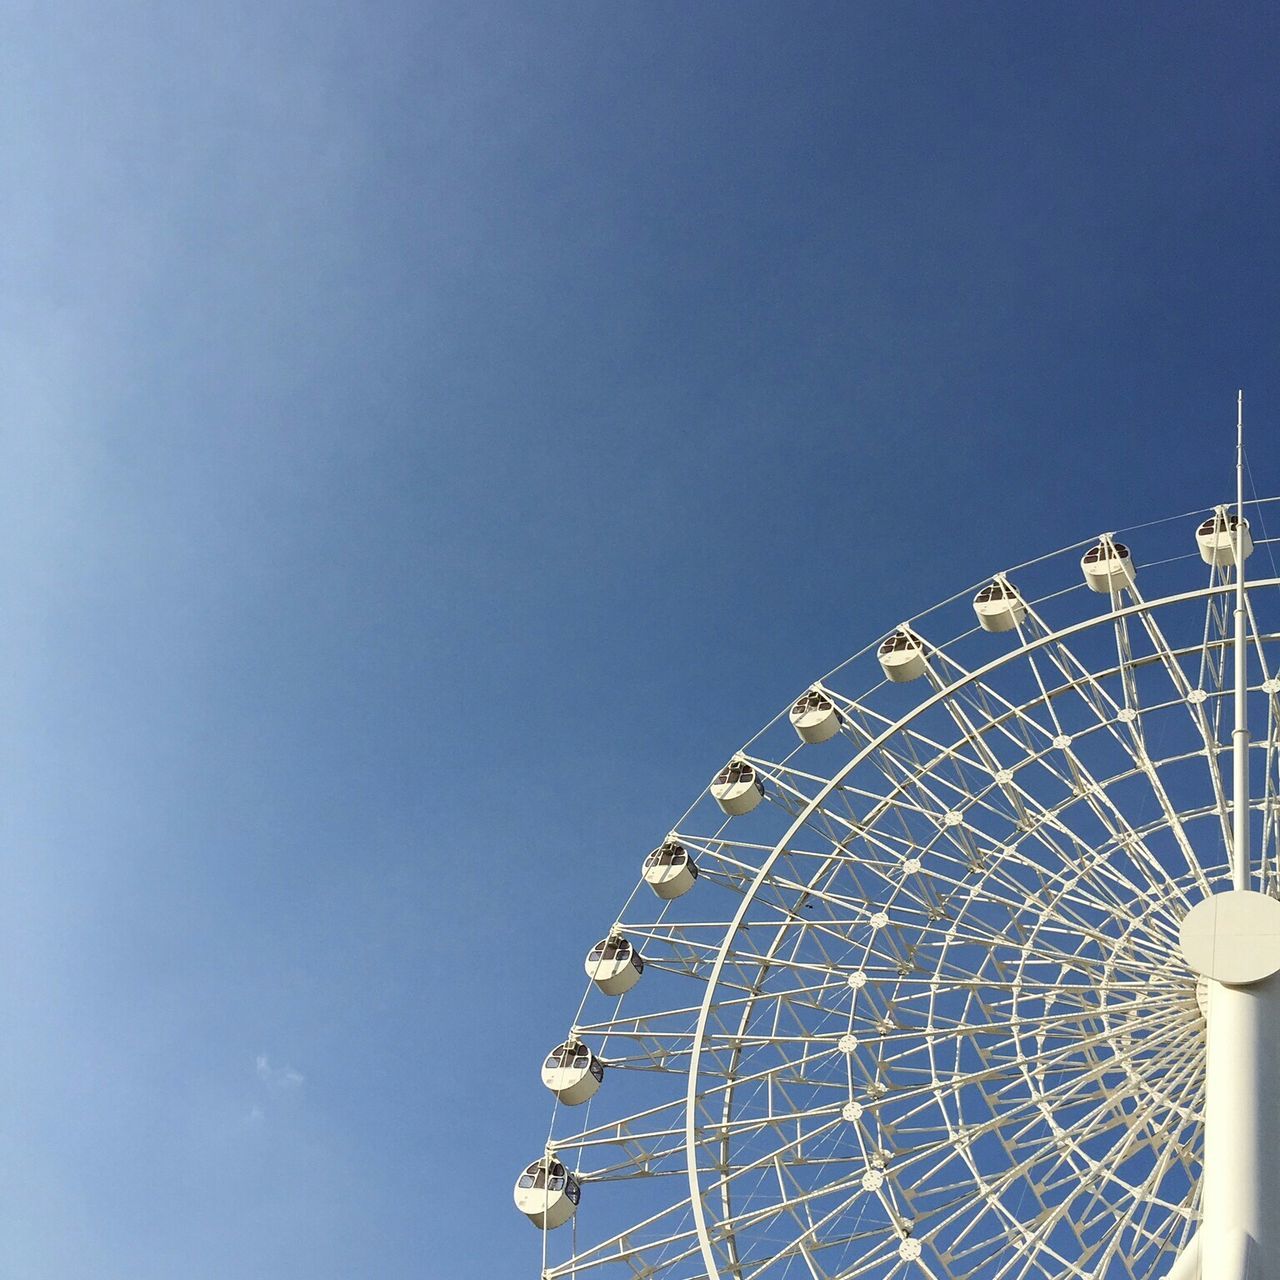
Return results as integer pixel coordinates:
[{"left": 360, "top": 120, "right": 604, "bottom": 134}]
[{"left": 527, "top": 503, "right": 1280, "bottom": 1280}]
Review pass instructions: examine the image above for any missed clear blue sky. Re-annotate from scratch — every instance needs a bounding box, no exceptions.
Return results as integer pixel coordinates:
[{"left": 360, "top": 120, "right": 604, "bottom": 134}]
[{"left": 1, "top": 3, "right": 1277, "bottom": 1275}]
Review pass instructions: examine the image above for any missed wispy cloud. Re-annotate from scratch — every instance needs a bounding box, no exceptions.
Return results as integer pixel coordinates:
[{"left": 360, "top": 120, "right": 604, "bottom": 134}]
[{"left": 255, "top": 1054, "right": 305, "bottom": 1092}]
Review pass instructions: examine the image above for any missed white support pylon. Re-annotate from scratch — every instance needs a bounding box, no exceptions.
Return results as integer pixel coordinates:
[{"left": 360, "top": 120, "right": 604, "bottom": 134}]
[
  {"left": 1201, "top": 975, "right": 1280, "bottom": 1278},
  {"left": 1179, "top": 392, "right": 1280, "bottom": 1280}
]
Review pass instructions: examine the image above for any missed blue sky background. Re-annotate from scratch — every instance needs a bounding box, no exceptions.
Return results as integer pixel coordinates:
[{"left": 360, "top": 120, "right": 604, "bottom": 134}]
[{"left": 2, "top": 2, "right": 1278, "bottom": 1275}]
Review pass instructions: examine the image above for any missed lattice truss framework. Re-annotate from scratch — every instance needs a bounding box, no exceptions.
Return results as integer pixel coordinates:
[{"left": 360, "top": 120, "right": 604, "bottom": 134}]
[{"left": 525, "top": 503, "right": 1280, "bottom": 1280}]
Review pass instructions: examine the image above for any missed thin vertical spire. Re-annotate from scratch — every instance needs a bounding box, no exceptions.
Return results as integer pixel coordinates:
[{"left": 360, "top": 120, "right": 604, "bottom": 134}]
[{"left": 1233, "top": 389, "right": 1250, "bottom": 891}]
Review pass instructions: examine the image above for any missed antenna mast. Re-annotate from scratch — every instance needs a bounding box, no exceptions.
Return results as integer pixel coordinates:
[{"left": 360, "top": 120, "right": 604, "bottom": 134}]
[{"left": 1233, "top": 389, "right": 1250, "bottom": 891}]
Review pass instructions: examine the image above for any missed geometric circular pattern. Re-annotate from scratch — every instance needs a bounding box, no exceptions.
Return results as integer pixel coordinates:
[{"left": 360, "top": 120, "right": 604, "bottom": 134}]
[{"left": 522, "top": 502, "right": 1280, "bottom": 1280}]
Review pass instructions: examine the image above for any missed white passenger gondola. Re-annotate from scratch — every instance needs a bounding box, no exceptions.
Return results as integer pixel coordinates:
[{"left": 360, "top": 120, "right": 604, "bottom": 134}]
[
  {"left": 513, "top": 1155, "right": 581, "bottom": 1229},
  {"left": 1081, "top": 541, "right": 1135, "bottom": 594},
  {"left": 584, "top": 933, "right": 644, "bottom": 995},
  {"left": 643, "top": 840, "right": 698, "bottom": 899},
  {"left": 710, "top": 757, "right": 764, "bottom": 815},
  {"left": 789, "top": 688, "right": 841, "bottom": 743},
  {"left": 878, "top": 630, "right": 927, "bottom": 682},
  {"left": 1196, "top": 511, "right": 1253, "bottom": 567},
  {"left": 972, "top": 580, "right": 1026, "bottom": 633},
  {"left": 541, "top": 1039, "right": 604, "bottom": 1105}
]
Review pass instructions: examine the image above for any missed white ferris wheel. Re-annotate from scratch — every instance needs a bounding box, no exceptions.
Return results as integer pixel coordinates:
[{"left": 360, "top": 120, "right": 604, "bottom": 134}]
[{"left": 515, "top": 414, "right": 1280, "bottom": 1280}]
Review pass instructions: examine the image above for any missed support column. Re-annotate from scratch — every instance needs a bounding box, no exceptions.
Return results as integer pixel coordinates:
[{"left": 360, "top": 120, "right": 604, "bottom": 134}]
[
  {"left": 1202, "top": 973, "right": 1280, "bottom": 1279},
  {"left": 1181, "top": 889, "right": 1280, "bottom": 1280}
]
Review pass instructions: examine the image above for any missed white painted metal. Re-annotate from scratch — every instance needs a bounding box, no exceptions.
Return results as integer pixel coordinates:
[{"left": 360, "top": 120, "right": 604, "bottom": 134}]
[
  {"left": 642, "top": 840, "right": 698, "bottom": 899},
  {"left": 1187, "top": 391, "right": 1280, "bottom": 1280},
  {"left": 523, "top": 495, "right": 1280, "bottom": 1280},
  {"left": 1181, "top": 891, "right": 1280, "bottom": 984},
  {"left": 1233, "top": 395, "right": 1250, "bottom": 894},
  {"left": 1164, "top": 1230, "right": 1201, "bottom": 1280},
  {"left": 1199, "top": 975, "right": 1280, "bottom": 1279}
]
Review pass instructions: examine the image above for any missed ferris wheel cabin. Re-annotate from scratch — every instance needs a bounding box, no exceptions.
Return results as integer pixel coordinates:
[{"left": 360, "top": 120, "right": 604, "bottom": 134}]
[
  {"left": 790, "top": 688, "right": 841, "bottom": 743},
  {"left": 710, "top": 758, "right": 765, "bottom": 815},
  {"left": 878, "top": 630, "right": 927, "bottom": 682},
  {"left": 541, "top": 1039, "right": 604, "bottom": 1105},
  {"left": 1196, "top": 511, "right": 1253, "bottom": 566},
  {"left": 972, "top": 580, "right": 1026, "bottom": 633},
  {"left": 1080, "top": 541, "right": 1135, "bottom": 593},
  {"left": 584, "top": 934, "right": 644, "bottom": 995},
  {"left": 643, "top": 840, "right": 698, "bottom": 899},
  {"left": 514, "top": 1155, "right": 581, "bottom": 1229}
]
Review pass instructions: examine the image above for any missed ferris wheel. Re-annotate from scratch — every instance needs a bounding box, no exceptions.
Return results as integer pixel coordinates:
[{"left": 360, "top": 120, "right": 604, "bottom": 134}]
[{"left": 515, "top": 474, "right": 1280, "bottom": 1280}]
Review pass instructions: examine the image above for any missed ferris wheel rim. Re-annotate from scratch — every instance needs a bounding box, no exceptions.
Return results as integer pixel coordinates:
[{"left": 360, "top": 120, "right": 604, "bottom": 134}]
[
  {"left": 527, "top": 504, "right": 1280, "bottom": 1280},
  {"left": 657, "top": 499, "right": 1279, "bottom": 843},
  {"left": 677, "top": 576, "right": 1272, "bottom": 1279}
]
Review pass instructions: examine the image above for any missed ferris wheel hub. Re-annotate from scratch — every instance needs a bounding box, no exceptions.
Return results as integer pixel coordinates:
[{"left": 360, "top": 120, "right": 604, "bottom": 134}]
[{"left": 1180, "top": 891, "right": 1280, "bottom": 985}]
